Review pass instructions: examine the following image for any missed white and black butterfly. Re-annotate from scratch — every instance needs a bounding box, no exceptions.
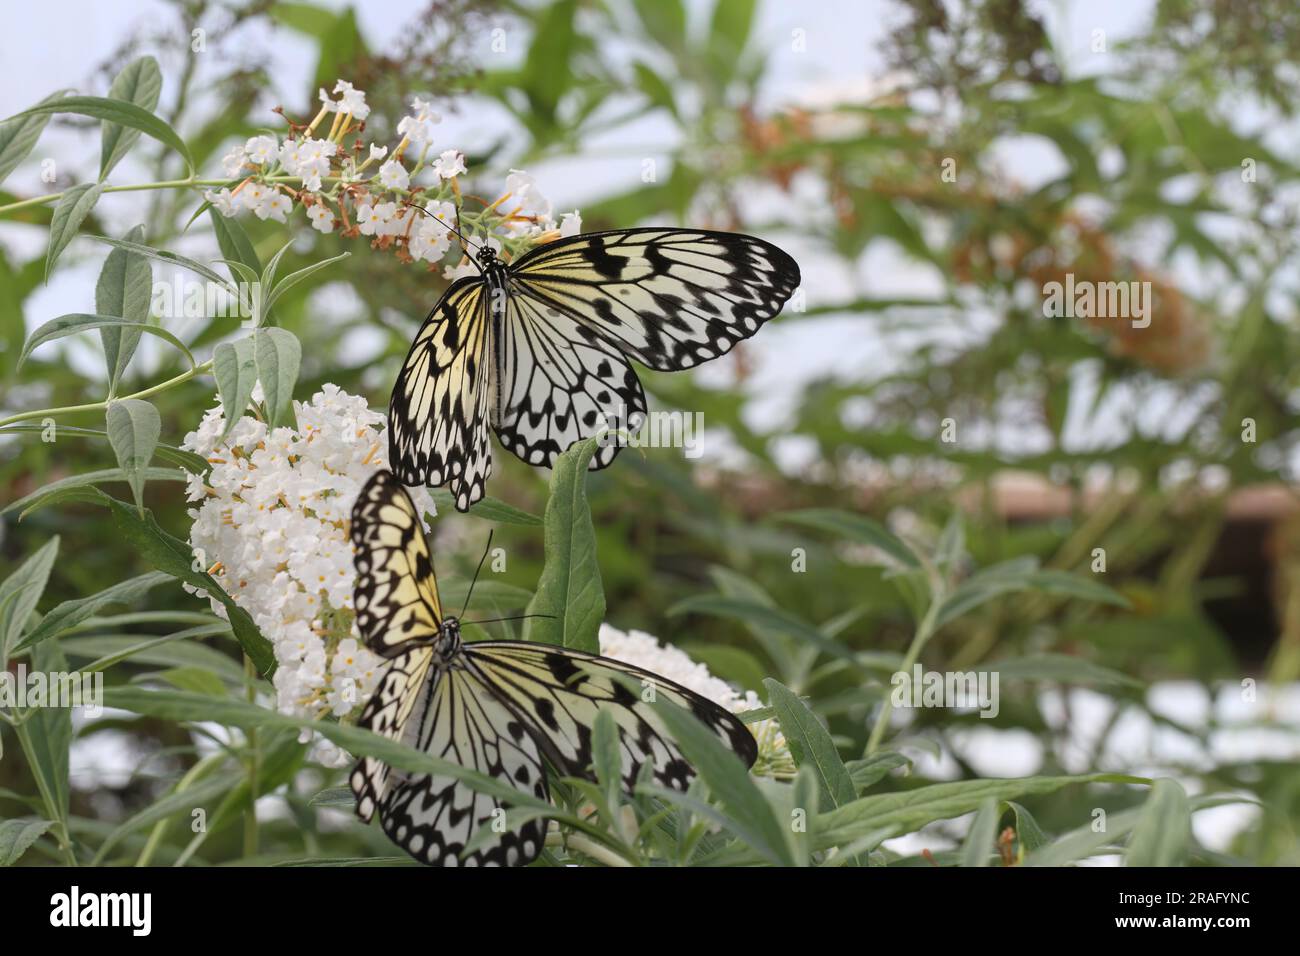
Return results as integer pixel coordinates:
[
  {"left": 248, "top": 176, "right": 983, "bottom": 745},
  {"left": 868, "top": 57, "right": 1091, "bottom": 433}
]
[
  {"left": 388, "top": 228, "right": 800, "bottom": 510},
  {"left": 348, "top": 469, "right": 758, "bottom": 866}
]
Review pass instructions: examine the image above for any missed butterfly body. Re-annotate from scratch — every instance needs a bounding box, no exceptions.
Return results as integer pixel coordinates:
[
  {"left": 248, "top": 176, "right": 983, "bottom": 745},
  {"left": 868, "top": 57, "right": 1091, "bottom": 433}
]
[
  {"left": 389, "top": 228, "right": 800, "bottom": 509},
  {"left": 348, "top": 469, "right": 758, "bottom": 866}
]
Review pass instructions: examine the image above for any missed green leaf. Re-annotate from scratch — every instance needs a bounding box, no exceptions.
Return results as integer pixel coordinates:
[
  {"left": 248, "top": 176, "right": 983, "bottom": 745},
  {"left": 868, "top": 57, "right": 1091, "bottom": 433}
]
[
  {"left": 844, "top": 752, "right": 910, "bottom": 793},
  {"left": 1004, "top": 801, "right": 1049, "bottom": 855},
  {"left": 45, "top": 182, "right": 104, "bottom": 280},
  {"left": 521, "top": 0, "right": 577, "bottom": 122},
  {"left": 155, "top": 666, "right": 228, "bottom": 697},
  {"left": 0, "top": 818, "right": 55, "bottom": 865},
  {"left": 959, "top": 797, "right": 999, "bottom": 866},
  {"left": 105, "top": 399, "right": 161, "bottom": 514},
  {"left": 95, "top": 223, "right": 153, "bottom": 392},
  {"left": 426, "top": 490, "right": 540, "bottom": 526},
  {"left": 670, "top": 595, "right": 861, "bottom": 670},
  {"left": 1023, "top": 807, "right": 1145, "bottom": 867},
  {"left": 1, "top": 466, "right": 184, "bottom": 520},
  {"left": 95, "top": 773, "right": 233, "bottom": 863},
  {"left": 13, "top": 641, "right": 72, "bottom": 839},
  {"left": 213, "top": 335, "right": 258, "bottom": 440},
  {"left": 0, "top": 537, "right": 59, "bottom": 664},
  {"left": 763, "top": 679, "right": 856, "bottom": 810},
  {"left": 104, "top": 687, "right": 551, "bottom": 809},
  {"left": 253, "top": 327, "right": 301, "bottom": 428},
  {"left": 1024, "top": 570, "right": 1131, "bottom": 608},
  {"left": 209, "top": 208, "right": 262, "bottom": 284},
  {"left": 707, "top": 0, "right": 757, "bottom": 79},
  {"left": 523, "top": 437, "right": 605, "bottom": 652},
  {"left": 100, "top": 494, "right": 275, "bottom": 674},
  {"left": 18, "top": 312, "right": 193, "bottom": 371},
  {"left": 87, "top": 235, "right": 233, "bottom": 290},
  {"left": 262, "top": 251, "right": 350, "bottom": 314},
  {"left": 9, "top": 95, "right": 193, "bottom": 173},
  {"left": 15, "top": 571, "right": 170, "bottom": 653},
  {"left": 777, "top": 509, "right": 921, "bottom": 568},
  {"left": 992, "top": 653, "right": 1143, "bottom": 688},
  {"left": 99, "top": 56, "right": 163, "bottom": 181},
  {"left": 591, "top": 709, "right": 623, "bottom": 817},
  {"left": 632, "top": 0, "right": 687, "bottom": 52},
  {"left": 0, "top": 89, "right": 71, "bottom": 186},
  {"left": 645, "top": 689, "right": 792, "bottom": 865},
  {"left": 1126, "top": 778, "right": 1191, "bottom": 867}
]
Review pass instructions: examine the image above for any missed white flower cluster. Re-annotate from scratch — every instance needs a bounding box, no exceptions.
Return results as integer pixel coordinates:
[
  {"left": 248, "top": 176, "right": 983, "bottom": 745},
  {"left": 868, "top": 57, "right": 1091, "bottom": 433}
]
[
  {"left": 597, "top": 624, "right": 792, "bottom": 776},
  {"left": 180, "top": 384, "right": 435, "bottom": 766},
  {"left": 201, "top": 78, "right": 582, "bottom": 278}
]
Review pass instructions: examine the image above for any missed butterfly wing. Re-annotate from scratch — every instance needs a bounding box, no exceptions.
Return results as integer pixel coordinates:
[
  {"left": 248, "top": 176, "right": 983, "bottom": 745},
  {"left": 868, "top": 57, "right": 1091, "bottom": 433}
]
[
  {"left": 350, "top": 645, "right": 434, "bottom": 822},
  {"left": 388, "top": 276, "right": 495, "bottom": 510},
  {"left": 350, "top": 469, "right": 442, "bottom": 657},
  {"left": 464, "top": 641, "right": 758, "bottom": 792},
  {"left": 359, "top": 662, "right": 551, "bottom": 867},
  {"left": 494, "top": 288, "right": 647, "bottom": 470},
  {"left": 486, "top": 228, "right": 798, "bottom": 469},
  {"left": 508, "top": 228, "right": 800, "bottom": 372}
]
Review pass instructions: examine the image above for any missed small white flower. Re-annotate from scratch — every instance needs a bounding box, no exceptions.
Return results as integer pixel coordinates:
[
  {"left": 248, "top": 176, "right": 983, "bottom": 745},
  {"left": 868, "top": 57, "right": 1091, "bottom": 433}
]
[
  {"left": 409, "top": 216, "right": 452, "bottom": 263},
  {"left": 236, "top": 182, "right": 269, "bottom": 212},
  {"left": 332, "top": 79, "right": 370, "bottom": 120},
  {"left": 308, "top": 204, "right": 335, "bottom": 233},
  {"left": 256, "top": 191, "right": 293, "bottom": 223},
  {"left": 368, "top": 144, "right": 388, "bottom": 162},
  {"left": 559, "top": 210, "right": 583, "bottom": 237},
  {"left": 221, "top": 144, "right": 249, "bottom": 177},
  {"left": 205, "top": 188, "right": 237, "bottom": 217},
  {"left": 444, "top": 259, "right": 479, "bottom": 281},
  {"left": 244, "top": 135, "right": 279, "bottom": 165},
  {"left": 379, "top": 158, "right": 410, "bottom": 191},
  {"left": 355, "top": 202, "right": 386, "bottom": 236},
  {"left": 431, "top": 149, "right": 466, "bottom": 180},
  {"left": 396, "top": 95, "right": 441, "bottom": 148}
]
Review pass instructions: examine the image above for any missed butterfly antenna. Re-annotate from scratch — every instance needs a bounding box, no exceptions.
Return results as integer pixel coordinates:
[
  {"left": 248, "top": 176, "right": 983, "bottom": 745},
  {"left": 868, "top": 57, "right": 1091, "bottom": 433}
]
[
  {"left": 460, "top": 613, "right": 557, "bottom": 626},
  {"left": 459, "top": 530, "right": 493, "bottom": 618}
]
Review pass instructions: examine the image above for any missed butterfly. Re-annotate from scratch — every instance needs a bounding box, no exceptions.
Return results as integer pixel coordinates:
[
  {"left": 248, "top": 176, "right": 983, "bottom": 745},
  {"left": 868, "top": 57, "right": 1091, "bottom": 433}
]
[
  {"left": 348, "top": 468, "right": 758, "bottom": 866},
  {"left": 388, "top": 227, "right": 800, "bottom": 510}
]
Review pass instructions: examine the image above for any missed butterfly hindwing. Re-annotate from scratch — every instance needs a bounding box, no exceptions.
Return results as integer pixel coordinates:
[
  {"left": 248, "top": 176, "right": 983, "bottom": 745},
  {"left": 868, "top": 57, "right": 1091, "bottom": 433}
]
[
  {"left": 494, "top": 287, "right": 647, "bottom": 470},
  {"left": 388, "top": 277, "right": 494, "bottom": 510},
  {"left": 464, "top": 642, "right": 758, "bottom": 792},
  {"left": 371, "top": 665, "right": 550, "bottom": 867},
  {"left": 350, "top": 645, "right": 434, "bottom": 821}
]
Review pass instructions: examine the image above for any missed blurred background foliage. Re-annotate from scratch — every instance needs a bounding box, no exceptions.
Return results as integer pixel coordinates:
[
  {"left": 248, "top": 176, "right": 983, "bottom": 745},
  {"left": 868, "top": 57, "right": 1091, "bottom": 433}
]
[{"left": 2, "top": 0, "right": 1299, "bottom": 864}]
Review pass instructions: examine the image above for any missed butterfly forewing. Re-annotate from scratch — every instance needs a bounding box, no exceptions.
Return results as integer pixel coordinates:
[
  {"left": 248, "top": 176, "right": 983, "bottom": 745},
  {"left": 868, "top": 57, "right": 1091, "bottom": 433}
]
[
  {"left": 388, "top": 277, "right": 494, "bottom": 510},
  {"left": 509, "top": 228, "right": 799, "bottom": 371},
  {"left": 350, "top": 469, "right": 442, "bottom": 656},
  {"left": 389, "top": 228, "right": 799, "bottom": 510}
]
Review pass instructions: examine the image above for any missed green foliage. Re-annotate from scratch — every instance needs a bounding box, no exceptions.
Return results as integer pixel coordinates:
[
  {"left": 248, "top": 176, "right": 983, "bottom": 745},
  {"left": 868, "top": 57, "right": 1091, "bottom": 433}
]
[{"left": 0, "top": 0, "right": 1293, "bottom": 868}]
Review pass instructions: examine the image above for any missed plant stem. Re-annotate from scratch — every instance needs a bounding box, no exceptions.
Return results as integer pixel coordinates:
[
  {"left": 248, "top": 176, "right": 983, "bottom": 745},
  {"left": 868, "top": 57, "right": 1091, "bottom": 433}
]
[
  {"left": 0, "top": 359, "right": 212, "bottom": 429},
  {"left": 243, "top": 654, "right": 260, "bottom": 859},
  {"left": 866, "top": 589, "right": 944, "bottom": 755}
]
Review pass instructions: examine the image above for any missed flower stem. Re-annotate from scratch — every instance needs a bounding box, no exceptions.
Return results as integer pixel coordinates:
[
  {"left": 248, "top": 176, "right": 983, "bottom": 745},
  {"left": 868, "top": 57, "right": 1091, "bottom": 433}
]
[
  {"left": 865, "top": 587, "right": 944, "bottom": 755},
  {"left": 0, "top": 359, "right": 213, "bottom": 429}
]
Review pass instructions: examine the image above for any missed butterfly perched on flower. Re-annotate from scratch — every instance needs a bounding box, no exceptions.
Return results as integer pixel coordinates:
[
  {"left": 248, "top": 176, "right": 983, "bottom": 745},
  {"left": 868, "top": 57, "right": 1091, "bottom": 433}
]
[
  {"left": 348, "top": 469, "right": 758, "bottom": 866},
  {"left": 388, "top": 228, "right": 800, "bottom": 510}
]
